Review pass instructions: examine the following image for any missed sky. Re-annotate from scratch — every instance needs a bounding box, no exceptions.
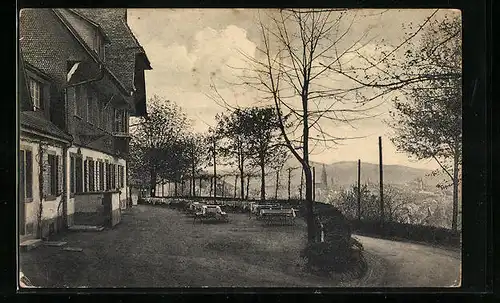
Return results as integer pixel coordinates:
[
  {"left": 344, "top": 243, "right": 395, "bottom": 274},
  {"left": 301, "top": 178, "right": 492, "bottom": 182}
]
[{"left": 127, "top": 8, "right": 461, "bottom": 170}]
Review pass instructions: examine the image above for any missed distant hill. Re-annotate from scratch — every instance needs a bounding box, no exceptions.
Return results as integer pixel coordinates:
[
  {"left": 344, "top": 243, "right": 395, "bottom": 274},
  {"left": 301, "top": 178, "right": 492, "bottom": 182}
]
[{"left": 202, "top": 159, "right": 447, "bottom": 199}]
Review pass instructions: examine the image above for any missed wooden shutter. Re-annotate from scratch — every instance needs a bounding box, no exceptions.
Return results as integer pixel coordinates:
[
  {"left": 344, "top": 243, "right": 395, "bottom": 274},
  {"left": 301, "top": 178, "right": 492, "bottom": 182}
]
[
  {"left": 57, "top": 155, "right": 63, "bottom": 195},
  {"left": 84, "top": 159, "right": 88, "bottom": 192},
  {"left": 19, "top": 150, "right": 25, "bottom": 200},
  {"left": 25, "top": 150, "right": 33, "bottom": 199},
  {"left": 43, "top": 154, "right": 50, "bottom": 196},
  {"left": 70, "top": 156, "right": 75, "bottom": 194}
]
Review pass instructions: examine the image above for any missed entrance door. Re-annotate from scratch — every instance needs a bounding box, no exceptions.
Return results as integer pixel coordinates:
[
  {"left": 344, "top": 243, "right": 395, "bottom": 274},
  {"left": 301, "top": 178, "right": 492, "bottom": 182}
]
[{"left": 19, "top": 150, "right": 25, "bottom": 236}]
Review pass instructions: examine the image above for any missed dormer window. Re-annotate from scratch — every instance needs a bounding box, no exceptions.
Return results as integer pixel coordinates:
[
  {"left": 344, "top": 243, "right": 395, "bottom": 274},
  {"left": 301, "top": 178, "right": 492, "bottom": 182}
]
[
  {"left": 93, "top": 31, "right": 104, "bottom": 60},
  {"left": 28, "top": 77, "right": 43, "bottom": 111}
]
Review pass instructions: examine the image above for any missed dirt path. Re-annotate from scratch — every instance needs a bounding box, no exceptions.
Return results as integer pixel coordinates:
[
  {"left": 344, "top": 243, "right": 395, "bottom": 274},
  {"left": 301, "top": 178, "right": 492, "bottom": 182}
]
[{"left": 353, "top": 235, "right": 461, "bottom": 287}]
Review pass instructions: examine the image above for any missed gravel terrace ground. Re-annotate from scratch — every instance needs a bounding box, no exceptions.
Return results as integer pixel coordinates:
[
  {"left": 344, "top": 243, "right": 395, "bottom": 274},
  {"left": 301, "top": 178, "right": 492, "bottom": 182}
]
[
  {"left": 20, "top": 205, "right": 461, "bottom": 288},
  {"left": 20, "top": 205, "right": 347, "bottom": 288}
]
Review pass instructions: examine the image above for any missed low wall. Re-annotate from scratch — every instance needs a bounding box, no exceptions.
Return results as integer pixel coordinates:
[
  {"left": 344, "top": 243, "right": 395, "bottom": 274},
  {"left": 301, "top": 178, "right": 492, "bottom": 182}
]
[
  {"left": 74, "top": 191, "right": 121, "bottom": 227},
  {"left": 74, "top": 193, "right": 105, "bottom": 226},
  {"left": 110, "top": 191, "right": 121, "bottom": 227}
]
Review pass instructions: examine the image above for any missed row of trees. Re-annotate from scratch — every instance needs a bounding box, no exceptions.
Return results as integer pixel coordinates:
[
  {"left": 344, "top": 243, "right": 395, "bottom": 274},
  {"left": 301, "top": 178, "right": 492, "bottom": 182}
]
[
  {"left": 129, "top": 98, "right": 290, "bottom": 202},
  {"left": 129, "top": 9, "right": 462, "bottom": 242},
  {"left": 232, "top": 9, "right": 462, "bottom": 238}
]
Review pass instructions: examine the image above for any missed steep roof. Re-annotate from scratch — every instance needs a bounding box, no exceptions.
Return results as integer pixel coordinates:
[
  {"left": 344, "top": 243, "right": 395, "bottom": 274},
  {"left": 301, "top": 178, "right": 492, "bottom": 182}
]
[
  {"left": 70, "top": 9, "right": 152, "bottom": 93},
  {"left": 21, "top": 111, "right": 73, "bottom": 142}
]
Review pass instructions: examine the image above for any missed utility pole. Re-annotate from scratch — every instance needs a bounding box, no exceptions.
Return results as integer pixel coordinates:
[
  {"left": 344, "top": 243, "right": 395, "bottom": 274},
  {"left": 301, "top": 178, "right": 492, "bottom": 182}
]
[
  {"left": 357, "top": 159, "right": 361, "bottom": 222},
  {"left": 213, "top": 136, "right": 217, "bottom": 204},
  {"left": 312, "top": 166, "right": 316, "bottom": 202},
  {"left": 379, "top": 136, "right": 384, "bottom": 226},
  {"left": 287, "top": 168, "right": 292, "bottom": 201},
  {"left": 275, "top": 170, "right": 279, "bottom": 199}
]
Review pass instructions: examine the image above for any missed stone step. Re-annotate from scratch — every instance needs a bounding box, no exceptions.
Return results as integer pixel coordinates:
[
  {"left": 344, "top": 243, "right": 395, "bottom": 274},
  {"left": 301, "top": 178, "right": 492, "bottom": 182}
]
[
  {"left": 68, "top": 225, "right": 105, "bottom": 232},
  {"left": 20, "top": 239, "right": 42, "bottom": 252},
  {"left": 43, "top": 241, "right": 67, "bottom": 247}
]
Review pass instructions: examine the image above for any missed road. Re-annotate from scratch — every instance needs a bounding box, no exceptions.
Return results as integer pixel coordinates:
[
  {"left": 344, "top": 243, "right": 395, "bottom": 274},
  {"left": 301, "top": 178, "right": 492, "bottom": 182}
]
[
  {"left": 352, "top": 234, "right": 461, "bottom": 287},
  {"left": 20, "top": 205, "right": 461, "bottom": 288}
]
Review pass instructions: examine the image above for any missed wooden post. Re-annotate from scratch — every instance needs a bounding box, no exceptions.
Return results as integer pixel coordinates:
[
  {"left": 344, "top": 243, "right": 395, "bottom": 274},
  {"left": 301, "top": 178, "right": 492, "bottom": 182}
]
[
  {"left": 379, "top": 136, "right": 384, "bottom": 226},
  {"left": 222, "top": 176, "right": 226, "bottom": 198},
  {"left": 275, "top": 170, "right": 279, "bottom": 199},
  {"left": 312, "top": 166, "right": 316, "bottom": 202},
  {"left": 357, "top": 159, "right": 361, "bottom": 222}
]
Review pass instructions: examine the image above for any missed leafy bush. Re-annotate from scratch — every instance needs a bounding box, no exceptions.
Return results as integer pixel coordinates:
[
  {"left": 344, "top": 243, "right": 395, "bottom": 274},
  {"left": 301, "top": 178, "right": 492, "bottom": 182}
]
[{"left": 301, "top": 237, "right": 364, "bottom": 274}]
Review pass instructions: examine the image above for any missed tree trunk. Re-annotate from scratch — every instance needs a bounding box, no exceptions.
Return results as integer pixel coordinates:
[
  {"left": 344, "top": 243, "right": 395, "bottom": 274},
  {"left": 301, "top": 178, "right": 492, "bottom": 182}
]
[
  {"left": 302, "top": 90, "right": 316, "bottom": 243},
  {"left": 149, "top": 168, "right": 157, "bottom": 197},
  {"left": 209, "top": 177, "right": 213, "bottom": 197},
  {"left": 174, "top": 181, "right": 178, "bottom": 197},
  {"left": 246, "top": 175, "right": 250, "bottom": 200},
  {"left": 451, "top": 148, "right": 460, "bottom": 232},
  {"left": 234, "top": 175, "right": 238, "bottom": 199},
  {"left": 303, "top": 165, "right": 315, "bottom": 243},
  {"left": 300, "top": 170, "right": 304, "bottom": 200},
  {"left": 275, "top": 170, "right": 279, "bottom": 199},
  {"left": 260, "top": 159, "right": 266, "bottom": 201},
  {"left": 199, "top": 178, "right": 202, "bottom": 197},
  {"left": 240, "top": 170, "right": 245, "bottom": 200}
]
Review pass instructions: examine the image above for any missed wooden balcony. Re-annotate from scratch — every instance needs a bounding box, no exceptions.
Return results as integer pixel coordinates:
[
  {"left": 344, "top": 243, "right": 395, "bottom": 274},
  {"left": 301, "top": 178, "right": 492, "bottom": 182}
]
[{"left": 113, "top": 132, "right": 131, "bottom": 157}]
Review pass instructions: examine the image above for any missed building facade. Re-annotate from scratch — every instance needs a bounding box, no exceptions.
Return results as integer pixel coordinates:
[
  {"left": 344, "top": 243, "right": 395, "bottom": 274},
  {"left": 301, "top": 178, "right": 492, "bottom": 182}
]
[{"left": 19, "top": 8, "right": 151, "bottom": 240}]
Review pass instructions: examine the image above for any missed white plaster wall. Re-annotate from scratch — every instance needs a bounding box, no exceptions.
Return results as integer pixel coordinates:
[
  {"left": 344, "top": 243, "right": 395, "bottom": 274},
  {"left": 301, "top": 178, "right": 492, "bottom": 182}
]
[
  {"left": 20, "top": 136, "right": 65, "bottom": 234},
  {"left": 67, "top": 145, "right": 127, "bottom": 206}
]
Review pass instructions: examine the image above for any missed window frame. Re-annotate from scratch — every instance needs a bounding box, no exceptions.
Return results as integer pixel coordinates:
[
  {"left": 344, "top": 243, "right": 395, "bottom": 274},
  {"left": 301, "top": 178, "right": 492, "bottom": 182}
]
[
  {"left": 45, "top": 153, "right": 59, "bottom": 200},
  {"left": 28, "top": 77, "right": 43, "bottom": 111},
  {"left": 19, "top": 148, "right": 33, "bottom": 202}
]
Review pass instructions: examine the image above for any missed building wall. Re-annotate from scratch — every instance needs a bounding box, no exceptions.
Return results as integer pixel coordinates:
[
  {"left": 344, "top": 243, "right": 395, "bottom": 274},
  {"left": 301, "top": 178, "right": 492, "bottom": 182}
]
[
  {"left": 68, "top": 145, "right": 128, "bottom": 213},
  {"left": 20, "top": 134, "right": 66, "bottom": 239}
]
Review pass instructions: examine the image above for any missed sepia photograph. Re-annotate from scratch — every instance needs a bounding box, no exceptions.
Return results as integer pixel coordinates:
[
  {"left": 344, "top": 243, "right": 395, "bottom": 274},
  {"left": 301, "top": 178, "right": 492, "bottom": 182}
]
[{"left": 18, "top": 8, "right": 462, "bottom": 288}]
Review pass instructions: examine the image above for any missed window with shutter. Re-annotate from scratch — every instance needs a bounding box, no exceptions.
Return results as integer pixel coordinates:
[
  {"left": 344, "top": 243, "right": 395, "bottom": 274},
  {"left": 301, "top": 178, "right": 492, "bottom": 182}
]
[
  {"left": 19, "top": 150, "right": 25, "bottom": 201},
  {"left": 43, "top": 155, "right": 50, "bottom": 197},
  {"left": 112, "top": 164, "right": 116, "bottom": 189},
  {"left": 75, "top": 157, "right": 83, "bottom": 193},
  {"left": 57, "top": 155, "right": 62, "bottom": 195},
  {"left": 99, "top": 162, "right": 104, "bottom": 191},
  {"left": 25, "top": 150, "right": 33, "bottom": 199},
  {"left": 89, "top": 159, "right": 95, "bottom": 192},
  {"left": 43, "top": 154, "right": 58, "bottom": 197},
  {"left": 84, "top": 159, "right": 88, "bottom": 192},
  {"left": 70, "top": 155, "right": 75, "bottom": 194}
]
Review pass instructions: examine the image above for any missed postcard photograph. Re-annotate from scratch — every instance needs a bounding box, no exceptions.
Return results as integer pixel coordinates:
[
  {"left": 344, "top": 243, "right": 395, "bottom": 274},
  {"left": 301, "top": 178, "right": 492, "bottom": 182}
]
[{"left": 17, "top": 8, "right": 462, "bottom": 289}]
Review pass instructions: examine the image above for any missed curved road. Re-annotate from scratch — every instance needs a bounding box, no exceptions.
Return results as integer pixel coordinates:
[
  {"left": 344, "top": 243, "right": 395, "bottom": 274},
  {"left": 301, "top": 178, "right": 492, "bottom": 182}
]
[{"left": 352, "top": 235, "right": 461, "bottom": 287}]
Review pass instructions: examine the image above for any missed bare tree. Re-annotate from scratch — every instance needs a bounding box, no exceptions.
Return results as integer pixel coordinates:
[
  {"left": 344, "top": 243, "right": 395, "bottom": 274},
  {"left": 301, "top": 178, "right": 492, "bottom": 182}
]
[{"left": 238, "top": 9, "right": 380, "bottom": 242}]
